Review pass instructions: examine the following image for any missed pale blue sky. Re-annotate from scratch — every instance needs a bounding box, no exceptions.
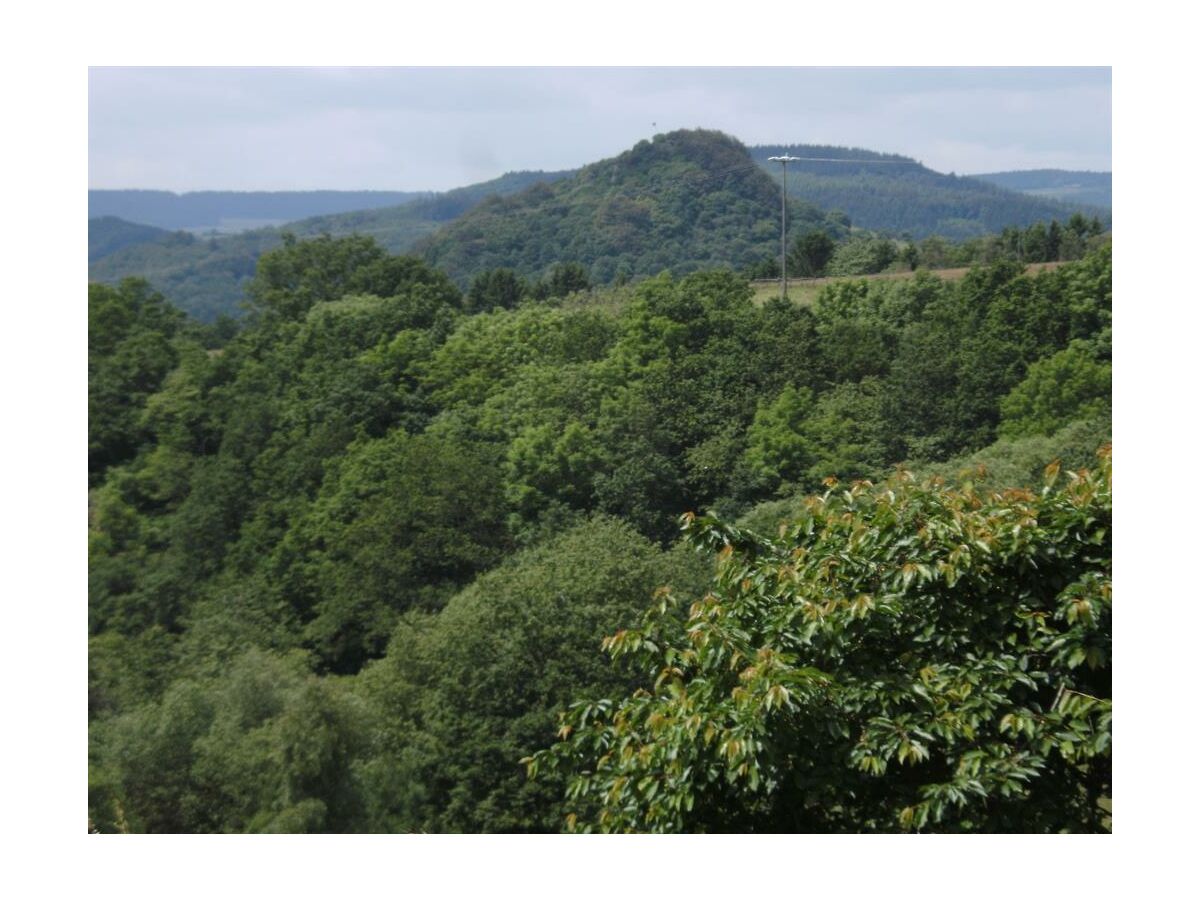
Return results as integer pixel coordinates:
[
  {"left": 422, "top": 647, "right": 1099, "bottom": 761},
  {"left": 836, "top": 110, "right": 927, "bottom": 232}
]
[{"left": 89, "top": 67, "right": 1111, "bottom": 192}]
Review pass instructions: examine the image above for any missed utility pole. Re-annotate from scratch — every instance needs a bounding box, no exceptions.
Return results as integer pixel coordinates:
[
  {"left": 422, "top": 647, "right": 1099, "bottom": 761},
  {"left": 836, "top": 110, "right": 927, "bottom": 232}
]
[{"left": 768, "top": 155, "right": 801, "bottom": 299}]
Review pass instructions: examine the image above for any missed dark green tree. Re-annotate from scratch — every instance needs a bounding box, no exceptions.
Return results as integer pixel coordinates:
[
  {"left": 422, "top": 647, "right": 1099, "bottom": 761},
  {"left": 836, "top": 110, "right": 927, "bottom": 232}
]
[
  {"left": 466, "top": 268, "right": 527, "bottom": 313},
  {"left": 789, "top": 230, "right": 836, "bottom": 277},
  {"left": 89, "top": 279, "right": 186, "bottom": 479},
  {"left": 1023, "top": 222, "right": 1049, "bottom": 262},
  {"left": 544, "top": 262, "right": 591, "bottom": 298},
  {"left": 800, "top": 377, "right": 889, "bottom": 484},
  {"left": 1047, "top": 220, "right": 1063, "bottom": 261},
  {"left": 356, "top": 516, "right": 711, "bottom": 833},
  {"left": 280, "top": 430, "right": 512, "bottom": 673}
]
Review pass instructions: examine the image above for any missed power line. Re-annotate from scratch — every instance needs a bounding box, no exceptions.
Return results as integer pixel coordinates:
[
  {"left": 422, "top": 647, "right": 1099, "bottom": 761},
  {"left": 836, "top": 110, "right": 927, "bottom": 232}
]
[{"left": 765, "top": 156, "right": 917, "bottom": 164}]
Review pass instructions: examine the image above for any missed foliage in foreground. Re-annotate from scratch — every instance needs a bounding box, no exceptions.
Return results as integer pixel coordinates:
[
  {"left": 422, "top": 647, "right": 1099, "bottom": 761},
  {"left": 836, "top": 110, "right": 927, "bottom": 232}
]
[{"left": 528, "top": 449, "right": 1111, "bottom": 832}]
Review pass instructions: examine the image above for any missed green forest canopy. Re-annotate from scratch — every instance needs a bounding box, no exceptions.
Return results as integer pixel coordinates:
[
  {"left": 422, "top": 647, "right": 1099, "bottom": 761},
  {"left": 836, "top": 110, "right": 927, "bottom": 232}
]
[{"left": 88, "top": 230, "right": 1111, "bottom": 833}]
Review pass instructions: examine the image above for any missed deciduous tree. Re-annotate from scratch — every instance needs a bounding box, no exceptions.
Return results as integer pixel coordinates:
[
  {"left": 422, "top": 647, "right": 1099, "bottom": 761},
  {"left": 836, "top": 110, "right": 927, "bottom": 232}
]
[{"left": 529, "top": 449, "right": 1112, "bottom": 833}]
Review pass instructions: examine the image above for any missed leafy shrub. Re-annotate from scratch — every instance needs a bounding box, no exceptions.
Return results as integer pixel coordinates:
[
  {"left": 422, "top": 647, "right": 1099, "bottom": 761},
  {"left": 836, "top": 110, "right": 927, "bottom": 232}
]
[{"left": 530, "top": 448, "right": 1111, "bottom": 833}]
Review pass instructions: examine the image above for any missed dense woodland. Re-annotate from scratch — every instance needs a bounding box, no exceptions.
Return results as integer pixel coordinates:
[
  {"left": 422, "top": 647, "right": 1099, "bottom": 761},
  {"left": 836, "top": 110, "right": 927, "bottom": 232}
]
[{"left": 89, "top": 216, "right": 1112, "bottom": 831}]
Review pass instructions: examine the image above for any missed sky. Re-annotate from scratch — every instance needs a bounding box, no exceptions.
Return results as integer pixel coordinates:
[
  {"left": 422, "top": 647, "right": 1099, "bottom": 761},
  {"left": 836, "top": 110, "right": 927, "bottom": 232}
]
[{"left": 89, "top": 67, "right": 1111, "bottom": 193}]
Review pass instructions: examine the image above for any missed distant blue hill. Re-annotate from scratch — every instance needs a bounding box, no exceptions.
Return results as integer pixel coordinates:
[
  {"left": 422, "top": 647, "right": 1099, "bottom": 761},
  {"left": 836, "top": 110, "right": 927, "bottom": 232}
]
[
  {"left": 969, "top": 170, "right": 1111, "bottom": 210},
  {"left": 749, "top": 145, "right": 1109, "bottom": 238},
  {"left": 88, "top": 189, "right": 432, "bottom": 232}
]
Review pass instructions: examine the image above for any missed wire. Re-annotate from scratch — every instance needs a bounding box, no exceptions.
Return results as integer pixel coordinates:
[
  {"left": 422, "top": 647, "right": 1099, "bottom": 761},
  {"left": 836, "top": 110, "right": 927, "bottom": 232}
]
[{"left": 767, "top": 156, "right": 917, "bottom": 164}]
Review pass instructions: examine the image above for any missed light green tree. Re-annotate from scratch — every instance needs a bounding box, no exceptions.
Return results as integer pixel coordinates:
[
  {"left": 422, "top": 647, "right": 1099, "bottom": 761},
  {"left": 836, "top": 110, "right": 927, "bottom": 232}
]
[
  {"left": 999, "top": 342, "right": 1111, "bottom": 438},
  {"left": 529, "top": 448, "right": 1112, "bottom": 833},
  {"left": 742, "top": 385, "right": 815, "bottom": 488}
]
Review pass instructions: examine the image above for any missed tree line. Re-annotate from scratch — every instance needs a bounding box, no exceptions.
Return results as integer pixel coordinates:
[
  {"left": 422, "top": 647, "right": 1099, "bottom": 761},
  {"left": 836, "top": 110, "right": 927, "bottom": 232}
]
[{"left": 745, "top": 213, "right": 1109, "bottom": 281}]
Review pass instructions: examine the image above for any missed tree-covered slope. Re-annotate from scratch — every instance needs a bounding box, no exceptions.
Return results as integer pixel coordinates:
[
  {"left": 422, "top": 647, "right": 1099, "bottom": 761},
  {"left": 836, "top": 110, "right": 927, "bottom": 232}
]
[
  {"left": 749, "top": 144, "right": 1110, "bottom": 238},
  {"left": 89, "top": 229, "right": 283, "bottom": 322},
  {"left": 419, "top": 129, "right": 847, "bottom": 287},
  {"left": 89, "top": 216, "right": 171, "bottom": 263},
  {"left": 88, "top": 170, "right": 574, "bottom": 322},
  {"left": 970, "top": 170, "right": 1112, "bottom": 210},
  {"left": 295, "top": 168, "right": 575, "bottom": 252}
]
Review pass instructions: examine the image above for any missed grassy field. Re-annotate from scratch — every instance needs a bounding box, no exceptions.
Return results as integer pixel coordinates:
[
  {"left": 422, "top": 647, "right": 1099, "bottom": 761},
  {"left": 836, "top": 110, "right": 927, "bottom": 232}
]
[{"left": 750, "top": 260, "right": 1069, "bottom": 306}]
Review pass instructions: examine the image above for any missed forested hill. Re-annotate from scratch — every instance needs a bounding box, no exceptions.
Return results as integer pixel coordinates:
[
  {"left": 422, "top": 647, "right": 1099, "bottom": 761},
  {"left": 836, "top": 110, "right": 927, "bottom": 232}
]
[
  {"left": 88, "top": 189, "right": 431, "bottom": 232},
  {"left": 89, "top": 216, "right": 170, "bottom": 263},
  {"left": 293, "top": 168, "right": 575, "bottom": 249},
  {"left": 419, "top": 129, "right": 847, "bottom": 286},
  {"left": 748, "top": 144, "right": 1109, "bottom": 238},
  {"left": 88, "top": 169, "right": 573, "bottom": 322},
  {"left": 970, "top": 169, "right": 1112, "bottom": 210}
]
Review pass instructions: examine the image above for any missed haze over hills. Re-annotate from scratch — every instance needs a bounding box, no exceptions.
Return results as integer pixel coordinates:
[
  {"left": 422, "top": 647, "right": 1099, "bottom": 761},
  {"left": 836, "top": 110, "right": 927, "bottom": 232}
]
[
  {"left": 88, "top": 189, "right": 432, "bottom": 233},
  {"left": 969, "top": 169, "right": 1111, "bottom": 210},
  {"left": 748, "top": 145, "right": 1108, "bottom": 238}
]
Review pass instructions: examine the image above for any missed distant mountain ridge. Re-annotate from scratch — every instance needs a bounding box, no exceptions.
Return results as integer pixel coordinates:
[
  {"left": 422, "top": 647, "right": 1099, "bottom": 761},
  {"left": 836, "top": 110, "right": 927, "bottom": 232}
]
[
  {"left": 969, "top": 170, "right": 1111, "bottom": 210},
  {"left": 88, "top": 189, "right": 432, "bottom": 232},
  {"left": 748, "top": 145, "right": 1108, "bottom": 238}
]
